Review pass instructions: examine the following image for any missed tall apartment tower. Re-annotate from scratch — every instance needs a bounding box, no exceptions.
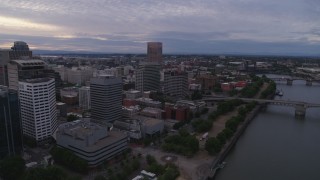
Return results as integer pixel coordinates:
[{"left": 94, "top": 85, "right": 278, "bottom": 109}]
[
  {"left": 79, "top": 86, "right": 91, "bottom": 110},
  {"left": 164, "top": 71, "right": 188, "bottom": 99},
  {"left": 0, "top": 86, "right": 23, "bottom": 158},
  {"left": 135, "top": 62, "right": 161, "bottom": 92},
  {"left": 90, "top": 75, "right": 122, "bottom": 125},
  {"left": 19, "top": 78, "right": 57, "bottom": 144},
  {"left": 147, "top": 42, "right": 162, "bottom": 63}
]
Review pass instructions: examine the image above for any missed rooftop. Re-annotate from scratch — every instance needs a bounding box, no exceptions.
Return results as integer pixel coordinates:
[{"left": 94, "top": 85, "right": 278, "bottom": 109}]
[
  {"left": 57, "top": 118, "right": 127, "bottom": 151},
  {"left": 11, "top": 59, "right": 46, "bottom": 66},
  {"left": 20, "top": 78, "right": 53, "bottom": 84}
]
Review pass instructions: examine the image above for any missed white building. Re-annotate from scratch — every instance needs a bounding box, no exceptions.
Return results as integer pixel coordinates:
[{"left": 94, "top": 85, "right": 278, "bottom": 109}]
[
  {"left": 66, "top": 66, "right": 93, "bottom": 85},
  {"left": 79, "top": 86, "right": 90, "bottom": 110},
  {"left": 19, "top": 78, "right": 57, "bottom": 143}
]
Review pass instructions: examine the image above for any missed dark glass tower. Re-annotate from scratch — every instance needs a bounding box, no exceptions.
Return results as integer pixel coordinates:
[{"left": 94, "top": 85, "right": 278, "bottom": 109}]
[{"left": 0, "top": 86, "right": 22, "bottom": 159}]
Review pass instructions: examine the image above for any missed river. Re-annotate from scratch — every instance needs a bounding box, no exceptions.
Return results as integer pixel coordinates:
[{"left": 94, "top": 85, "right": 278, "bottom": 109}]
[{"left": 215, "top": 76, "right": 320, "bottom": 180}]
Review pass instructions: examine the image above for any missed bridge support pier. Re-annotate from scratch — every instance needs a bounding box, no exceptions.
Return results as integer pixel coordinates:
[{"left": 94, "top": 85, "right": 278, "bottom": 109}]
[
  {"left": 287, "top": 79, "right": 293, "bottom": 86},
  {"left": 306, "top": 79, "right": 312, "bottom": 86},
  {"left": 295, "top": 105, "right": 306, "bottom": 119}
]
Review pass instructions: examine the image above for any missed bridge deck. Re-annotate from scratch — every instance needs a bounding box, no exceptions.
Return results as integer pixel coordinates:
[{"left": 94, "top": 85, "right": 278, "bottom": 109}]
[{"left": 203, "top": 97, "right": 320, "bottom": 108}]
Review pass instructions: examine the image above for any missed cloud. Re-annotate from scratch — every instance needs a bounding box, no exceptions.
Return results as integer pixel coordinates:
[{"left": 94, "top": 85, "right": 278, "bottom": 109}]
[{"left": 0, "top": 0, "right": 319, "bottom": 55}]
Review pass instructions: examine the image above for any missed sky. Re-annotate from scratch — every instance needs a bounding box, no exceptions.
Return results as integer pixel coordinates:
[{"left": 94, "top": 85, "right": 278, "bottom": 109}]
[{"left": 0, "top": 0, "right": 319, "bottom": 55}]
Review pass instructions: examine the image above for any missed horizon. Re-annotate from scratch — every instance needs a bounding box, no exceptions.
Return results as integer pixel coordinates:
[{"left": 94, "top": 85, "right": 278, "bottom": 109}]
[{"left": 0, "top": 0, "right": 320, "bottom": 56}]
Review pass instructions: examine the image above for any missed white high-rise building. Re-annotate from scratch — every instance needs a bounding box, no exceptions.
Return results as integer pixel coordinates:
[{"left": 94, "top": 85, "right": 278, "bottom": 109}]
[
  {"left": 19, "top": 78, "right": 57, "bottom": 143},
  {"left": 79, "top": 86, "right": 90, "bottom": 110}
]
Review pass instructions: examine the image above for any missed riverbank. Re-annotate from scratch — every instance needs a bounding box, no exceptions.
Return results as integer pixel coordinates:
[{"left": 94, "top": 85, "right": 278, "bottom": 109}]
[{"left": 207, "top": 104, "right": 262, "bottom": 179}]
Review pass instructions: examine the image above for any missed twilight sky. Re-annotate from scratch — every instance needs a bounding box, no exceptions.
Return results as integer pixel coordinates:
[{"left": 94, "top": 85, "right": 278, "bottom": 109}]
[{"left": 0, "top": 0, "right": 319, "bottom": 55}]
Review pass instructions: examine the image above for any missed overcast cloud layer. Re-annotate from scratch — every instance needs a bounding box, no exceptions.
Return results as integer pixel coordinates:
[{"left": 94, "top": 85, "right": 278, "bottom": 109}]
[{"left": 0, "top": 0, "right": 319, "bottom": 55}]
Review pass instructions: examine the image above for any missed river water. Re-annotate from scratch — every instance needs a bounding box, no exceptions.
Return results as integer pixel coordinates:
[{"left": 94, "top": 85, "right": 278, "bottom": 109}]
[{"left": 216, "top": 77, "right": 320, "bottom": 180}]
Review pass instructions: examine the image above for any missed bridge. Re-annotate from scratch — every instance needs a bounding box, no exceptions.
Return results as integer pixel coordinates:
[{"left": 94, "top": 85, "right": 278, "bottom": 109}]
[
  {"left": 203, "top": 97, "right": 320, "bottom": 118},
  {"left": 269, "top": 77, "right": 320, "bottom": 86}
]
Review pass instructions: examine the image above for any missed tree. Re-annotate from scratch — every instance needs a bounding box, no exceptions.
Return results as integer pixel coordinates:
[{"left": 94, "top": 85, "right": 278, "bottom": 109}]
[
  {"left": 194, "top": 111, "right": 200, "bottom": 118},
  {"left": 23, "top": 166, "right": 67, "bottom": 180},
  {"left": 201, "top": 108, "right": 209, "bottom": 114},
  {"left": 147, "top": 163, "right": 165, "bottom": 175},
  {"left": 131, "top": 159, "right": 140, "bottom": 170},
  {"left": 67, "top": 114, "right": 80, "bottom": 122},
  {"left": 146, "top": 155, "right": 157, "bottom": 165},
  {"left": 94, "top": 175, "right": 106, "bottom": 180},
  {"left": 0, "top": 156, "right": 25, "bottom": 180},
  {"left": 205, "top": 137, "right": 222, "bottom": 155},
  {"left": 178, "top": 128, "right": 189, "bottom": 137},
  {"left": 223, "top": 128, "right": 234, "bottom": 139},
  {"left": 217, "top": 132, "right": 227, "bottom": 145},
  {"left": 238, "top": 107, "right": 247, "bottom": 116},
  {"left": 50, "top": 146, "right": 88, "bottom": 173}
]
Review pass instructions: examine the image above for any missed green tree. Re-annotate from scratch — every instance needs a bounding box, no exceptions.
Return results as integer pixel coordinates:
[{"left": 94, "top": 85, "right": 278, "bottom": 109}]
[
  {"left": 131, "top": 159, "right": 140, "bottom": 170},
  {"left": 147, "top": 163, "right": 165, "bottom": 175},
  {"left": 178, "top": 128, "right": 189, "bottom": 137},
  {"left": 23, "top": 166, "right": 67, "bottom": 180},
  {"left": 146, "top": 155, "right": 157, "bottom": 165},
  {"left": 67, "top": 114, "right": 80, "bottom": 122},
  {"left": 205, "top": 137, "right": 222, "bottom": 155},
  {"left": 223, "top": 128, "right": 234, "bottom": 139},
  {"left": 217, "top": 132, "right": 227, "bottom": 145},
  {"left": 0, "top": 156, "right": 25, "bottom": 180}
]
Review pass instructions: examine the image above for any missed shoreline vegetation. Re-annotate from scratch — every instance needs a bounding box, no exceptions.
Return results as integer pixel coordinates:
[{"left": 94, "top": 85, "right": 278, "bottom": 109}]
[{"left": 166, "top": 75, "right": 276, "bottom": 179}]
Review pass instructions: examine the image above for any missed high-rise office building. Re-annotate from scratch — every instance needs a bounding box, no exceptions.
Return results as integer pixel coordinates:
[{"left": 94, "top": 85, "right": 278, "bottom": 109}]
[
  {"left": 10, "top": 41, "right": 32, "bottom": 60},
  {"left": 135, "top": 62, "right": 161, "bottom": 92},
  {"left": 90, "top": 75, "right": 122, "bottom": 125},
  {"left": 0, "top": 41, "right": 33, "bottom": 87},
  {"left": 0, "top": 86, "right": 22, "bottom": 158},
  {"left": 19, "top": 78, "right": 57, "bottom": 144},
  {"left": 7, "top": 59, "right": 47, "bottom": 91},
  {"left": 79, "top": 86, "right": 91, "bottom": 110},
  {"left": 147, "top": 42, "right": 162, "bottom": 63},
  {"left": 164, "top": 71, "right": 188, "bottom": 99}
]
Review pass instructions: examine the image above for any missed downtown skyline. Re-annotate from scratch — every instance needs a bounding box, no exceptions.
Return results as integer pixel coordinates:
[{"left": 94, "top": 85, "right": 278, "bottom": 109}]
[{"left": 0, "top": 0, "right": 320, "bottom": 56}]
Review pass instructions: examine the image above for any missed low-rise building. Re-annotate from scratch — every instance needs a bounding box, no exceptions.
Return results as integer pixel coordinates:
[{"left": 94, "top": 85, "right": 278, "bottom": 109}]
[
  {"left": 122, "top": 106, "right": 140, "bottom": 118},
  {"left": 126, "top": 90, "right": 141, "bottom": 99},
  {"left": 114, "top": 116, "right": 164, "bottom": 140},
  {"left": 140, "top": 107, "right": 164, "bottom": 119},
  {"left": 56, "top": 119, "right": 128, "bottom": 166},
  {"left": 176, "top": 100, "right": 206, "bottom": 112},
  {"left": 136, "top": 97, "right": 162, "bottom": 108},
  {"left": 165, "top": 104, "right": 190, "bottom": 121}
]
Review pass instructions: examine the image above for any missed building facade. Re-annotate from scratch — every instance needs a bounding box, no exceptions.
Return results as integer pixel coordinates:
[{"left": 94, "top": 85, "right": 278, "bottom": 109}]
[
  {"left": 164, "top": 71, "right": 188, "bottom": 99},
  {"left": 0, "top": 86, "right": 23, "bottom": 158},
  {"left": 7, "top": 59, "right": 47, "bottom": 91},
  {"left": 90, "top": 75, "right": 122, "bottom": 124},
  {"left": 0, "top": 41, "right": 32, "bottom": 86},
  {"left": 19, "top": 78, "right": 57, "bottom": 144},
  {"left": 135, "top": 62, "right": 160, "bottom": 92},
  {"left": 79, "top": 86, "right": 91, "bottom": 110},
  {"left": 147, "top": 42, "right": 162, "bottom": 63}
]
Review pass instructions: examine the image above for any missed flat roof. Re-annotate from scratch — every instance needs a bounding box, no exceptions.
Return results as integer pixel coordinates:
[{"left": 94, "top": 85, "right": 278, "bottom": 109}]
[
  {"left": 58, "top": 119, "right": 127, "bottom": 151},
  {"left": 11, "top": 59, "right": 46, "bottom": 66}
]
